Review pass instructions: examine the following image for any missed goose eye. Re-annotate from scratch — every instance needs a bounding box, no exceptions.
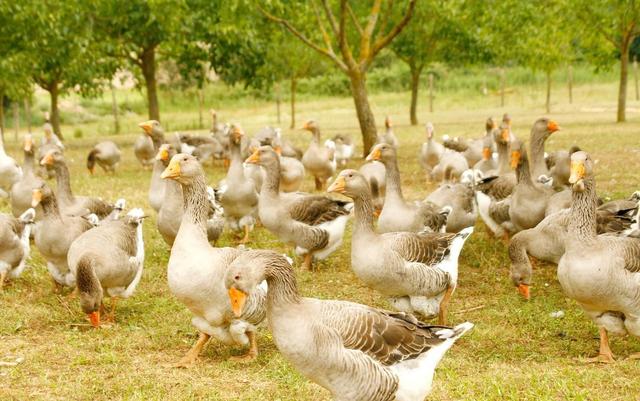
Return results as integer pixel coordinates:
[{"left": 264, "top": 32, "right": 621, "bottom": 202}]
[{"left": 234, "top": 275, "right": 240, "bottom": 280}]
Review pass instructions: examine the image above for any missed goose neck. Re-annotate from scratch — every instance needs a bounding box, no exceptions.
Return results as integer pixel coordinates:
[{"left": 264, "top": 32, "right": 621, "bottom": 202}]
[
  {"left": 497, "top": 142, "right": 510, "bottom": 174},
  {"left": 382, "top": 158, "right": 404, "bottom": 202},
  {"left": 529, "top": 130, "right": 548, "bottom": 176},
  {"left": 353, "top": 192, "right": 377, "bottom": 236},
  {"left": 54, "top": 162, "right": 75, "bottom": 204},
  {"left": 181, "top": 173, "right": 209, "bottom": 236},
  {"left": 568, "top": 178, "right": 598, "bottom": 241},
  {"left": 266, "top": 260, "right": 302, "bottom": 308},
  {"left": 516, "top": 154, "right": 533, "bottom": 186},
  {"left": 260, "top": 160, "right": 281, "bottom": 197}
]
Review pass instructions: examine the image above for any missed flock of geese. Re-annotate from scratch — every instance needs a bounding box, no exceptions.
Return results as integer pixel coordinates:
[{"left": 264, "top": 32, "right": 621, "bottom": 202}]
[{"left": 1, "top": 110, "right": 639, "bottom": 400}]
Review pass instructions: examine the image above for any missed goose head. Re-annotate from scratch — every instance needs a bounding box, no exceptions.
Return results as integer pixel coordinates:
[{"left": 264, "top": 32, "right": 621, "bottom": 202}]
[
  {"left": 138, "top": 120, "right": 162, "bottom": 137},
  {"left": 425, "top": 122, "right": 435, "bottom": 139},
  {"left": 531, "top": 118, "right": 560, "bottom": 142},
  {"left": 495, "top": 122, "right": 511, "bottom": 145},
  {"left": 510, "top": 140, "right": 526, "bottom": 170},
  {"left": 365, "top": 143, "right": 395, "bottom": 164},
  {"left": 23, "top": 134, "right": 34, "bottom": 154},
  {"left": 161, "top": 153, "right": 202, "bottom": 185},
  {"left": 485, "top": 117, "right": 497, "bottom": 133},
  {"left": 568, "top": 151, "right": 593, "bottom": 193},
  {"left": 40, "top": 148, "right": 64, "bottom": 167},
  {"left": 155, "top": 143, "right": 177, "bottom": 166},
  {"left": 229, "top": 125, "right": 244, "bottom": 146},
  {"left": 31, "top": 183, "right": 54, "bottom": 208},
  {"left": 327, "top": 169, "right": 370, "bottom": 199},
  {"left": 245, "top": 145, "right": 279, "bottom": 168}
]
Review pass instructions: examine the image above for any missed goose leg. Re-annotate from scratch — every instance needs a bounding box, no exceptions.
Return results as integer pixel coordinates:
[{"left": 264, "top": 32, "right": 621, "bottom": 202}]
[
  {"left": 585, "top": 327, "right": 615, "bottom": 363},
  {"left": 105, "top": 297, "right": 118, "bottom": 322},
  {"left": 0, "top": 270, "right": 7, "bottom": 291},
  {"left": 239, "top": 225, "right": 250, "bottom": 244},
  {"left": 230, "top": 331, "right": 258, "bottom": 362},
  {"left": 314, "top": 177, "right": 322, "bottom": 191},
  {"left": 301, "top": 253, "right": 313, "bottom": 271},
  {"left": 438, "top": 286, "right": 454, "bottom": 326},
  {"left": 174, "top": 332, "right": 211, "bottom": 368},
  {"left": 51, "top": 277, "right": 63, "bottom": 294}
]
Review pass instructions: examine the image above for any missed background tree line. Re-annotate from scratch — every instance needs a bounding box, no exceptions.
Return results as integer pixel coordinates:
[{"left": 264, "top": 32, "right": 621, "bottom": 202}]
[{"left": 0, "top": 0, "right": 639, "bottom": 152}]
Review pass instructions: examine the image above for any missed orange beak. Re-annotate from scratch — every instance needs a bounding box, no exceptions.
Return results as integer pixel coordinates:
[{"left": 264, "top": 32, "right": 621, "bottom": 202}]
[
  {"left": 510, "top": 150, "right": 521, "bottom": 169},
  {"left": 373, "top": 208, "right": 381, "bottom": 218},
  {"left": 231, "top": 127, "right": 243, "bottom": 141},
  {"left": 40, "top": 153, "right": 54, "bottom": 166},
  {"left": 89, "top": 311, "right": 100, "bottom": 327},
  {"left": 327, "top": 176, "right": 346, "bottom": 194},
  {"left": 161, "top": 157, "right": 181, "bottom": 179},
  {"left": 517, "top": 284, "right": 530, "bottom": 300},
  {"left": 31, "top": 189, "right": 43, "bottom": 207},
  {"left": 501, "top": 129, "right": 510, "bottom": 142},
  {"left": 274, "top": 146, "right": 282, "bottom": 156},
  {"left": 366, "top": 147, "right": 382, "bottom": 161},
  {"left": 568, "top": 161, "right": 585, "bottom": 184},
  {"left": 482, "top": 147, "right": 492, "bottom": 161},
  {"left": 138, "top": 121, "right": 153, "bottom": 135},
  {"left": 301, "top": 121, "right": 311, "bottom": 130},
  {"left": 228, "top": 287, "right": 247, "bottom": 317},
  {"left": 88, "top": 167, "right": 95, "bottom": 175},
  {"left": 245, "top": 149, "right": 260, "bottom": 164},
  {"left": 156, "top": 147, "right": 169, "bottom": 161},
  {"left": 24, "top": 136, "right": 33, "bottom": 152},
  {"left": 547, "top": 120, "right": 559, "bottom": 133}
]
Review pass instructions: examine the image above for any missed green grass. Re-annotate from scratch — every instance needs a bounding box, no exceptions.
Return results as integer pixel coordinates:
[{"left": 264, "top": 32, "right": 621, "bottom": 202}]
[{"left": 1, "top": 80, "right": 640, "bottom": 400}]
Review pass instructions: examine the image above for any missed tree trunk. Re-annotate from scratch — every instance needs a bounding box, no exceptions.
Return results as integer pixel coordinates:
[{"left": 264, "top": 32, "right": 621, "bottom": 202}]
[
  {"left": 545, "top": 70, "right": 552, "bottom": 114},
  {"left": 428, "top": 73, "right": 434, "bottom": 113},
  {"left": 290, "top": 75, "right": 297, "bottom": 129},
  {"left": 634, "top": 56, "right": 638, "bottom": 101},
  {"left": 409, "top": 65, "right": 422, "bottom": 125},
  {"left": 0, "top": 90, "right": 4, "bottom": 141},
  {"left": 24, "top": 98, "right": 31, "bottom": 133},
  {"left": 617, "top": 39, "right": 630, "bottom": 123},
  {"left": 13, "top": 102, "right": 19, "bottom": 142},
  {"left": 568, "top": 64, "right": 573, "bottom": 104},
  {"left": 197, "top": 87, "right": 204, "bottom": 129},
  {"left": 111, "top": 83, "right": 120, "bottom": 134},
  {"left": 49, "top": 82, "right": 63, "bottom": 140},
  {"left": 141, "top": 47, "right": 160, "bottom": 121},
  {"left": 348, "top": 70, "right": 377, "bottom": 156},
  {"left": 500, "top": 68, "right": 506, "bottom": 107}
]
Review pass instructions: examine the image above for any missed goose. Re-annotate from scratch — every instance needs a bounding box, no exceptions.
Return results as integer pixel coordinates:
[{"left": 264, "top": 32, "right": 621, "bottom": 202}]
[
  {"left": 141, "top": 121, "right": 169, "bottom": 213},
  {"left": 529, "top": 118, "right": 560, "bottom": 179},
  {"left": 210, "top": 109, "right": 232, "bottom": 167},
  {"left": 31, "top": 182, "right": 95, "bottom": 290},
  {"left": 0, "top": 135, "right": 22, "bottom": 197},
  {"left": 510, "top": 196, "right": 638, "bottom": 300},
  {"left": 87, "top": 141, "right": 121, "bottom": 174},
  {"left": 367, "top": 143, "right": 448, "bottom": 234},
  {"left": 472, "top": 134, "right": 498, "bottom": 175},
  {"left": 135, "top": 120, "right": 165, "bottom": 169},
  {"left": 301, "top": 120, "right": 336, "bottom": 190},
  {"left": 377, "top": 115, "right": 399, "bottom": 148},
  {"left": 245, "top": 146, "right": 351, "bottom": 270},
  {"left": 38, "top": 118, "right": 64, "bottom": 179},
  {"left": 430, "top": 148, "right": 469, "bottom": 183},
  {"left": 443, "top": 136, "right": 483, "bottom": 167},
  {"left": 426, "top": 183, "right": 477, "bottom": 233},
  {"left": 161, "top": 153, "right": 266, "bottom": 366},
  {"left": 557, "top": 151, "right": 640, "bottom": 363},
  {"left": 358, "top": 160, "right": 386, "bottom": 213},
  {"left": 40, "top": 149, "right": 116, "bottom": 219},
  {"left": 226, "top": 250, "right": 473, "bottom": 401},
  {"left": 327, "top": 134, "right": 354, "bottom": 166},
  {"left": 508, "top": 139, "right": 564, "bottom": 232},
  {"left": 247, "top": 130, "right": 305, "bottom": 193},
  {"left": 328, "top": 169, "right": 474, "bottom": 324},
  {"left": 273, "top": 139, "right": 305, "bottom": 192},
  {"left": 547, "top": 145, "right": 581, "bottom": 190},
  {"left": 419, "top": 122, "right": 444, "bottom": 180},
  {"left": 155, "top": 144, "right": 224, "bottom": 246},
  {"left": 0, "top": 208, "right": 36, "bottom": 289},
  {"left": 67, "top": 208, "right": 145, "bottom": 327},
  {"left": 10, "top": 134, "right": 43, "bottom": 218},
  {"left": 218, "top": 125, "right": 259, "bottom": 244}
]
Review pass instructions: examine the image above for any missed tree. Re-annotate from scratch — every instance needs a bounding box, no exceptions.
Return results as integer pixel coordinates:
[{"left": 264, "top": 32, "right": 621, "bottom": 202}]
[
  {"left": 391, "top": 0, "right": 484, "bottom": 124},
  {"left": 258, "top": 0, "right": 416, "bottom": 155},
  {"left": 93, "top": 0, "right": 191, "bottom": 121},
  {"left": 0, "top": 0, "right": 115, "bottom": 140},
  {"left": 576, "top": 0, "right": 640, "bottom": 122}
]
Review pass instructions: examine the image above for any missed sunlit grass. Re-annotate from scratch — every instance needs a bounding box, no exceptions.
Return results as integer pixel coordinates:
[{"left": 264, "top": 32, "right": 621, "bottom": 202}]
[{"left": 1, "top": 81, "right": 639, "bottom": 400}]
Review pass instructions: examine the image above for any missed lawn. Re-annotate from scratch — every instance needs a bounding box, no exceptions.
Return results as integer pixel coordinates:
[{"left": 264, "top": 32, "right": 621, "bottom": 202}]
[{"left": 1, "top": 82, "right": 640, "bottom": 400}]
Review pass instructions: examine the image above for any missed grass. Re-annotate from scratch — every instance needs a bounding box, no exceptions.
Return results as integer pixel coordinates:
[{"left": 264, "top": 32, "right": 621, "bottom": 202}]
[{"left": 1, "top": 80, "right": 640, "bottom": 400}]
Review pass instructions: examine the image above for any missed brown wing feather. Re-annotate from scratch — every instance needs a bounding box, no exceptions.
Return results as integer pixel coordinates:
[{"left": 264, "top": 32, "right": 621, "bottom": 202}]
[
  {"left": 289, "top": 195, "right": 350, "bottom": 226},
  {"left": 381, "top": 231, "right": 456, "bottom": 265}
]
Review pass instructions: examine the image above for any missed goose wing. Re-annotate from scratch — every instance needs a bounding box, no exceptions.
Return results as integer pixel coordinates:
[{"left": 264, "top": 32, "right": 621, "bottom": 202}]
[{"left": 288, "top": 195, "right": 351, "bottom": 226}]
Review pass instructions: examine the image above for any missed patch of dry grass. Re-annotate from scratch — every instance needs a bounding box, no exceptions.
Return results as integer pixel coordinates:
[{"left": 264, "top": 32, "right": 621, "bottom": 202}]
[{"left": 1, "top": 83, "right": 640, "bottom": 400}]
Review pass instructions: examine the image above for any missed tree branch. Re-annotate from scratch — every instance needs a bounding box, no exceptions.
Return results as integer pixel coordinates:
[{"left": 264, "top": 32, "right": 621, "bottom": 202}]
[
  {"left": 337, "top": 0, "right": 357, "bottom": 70},
  {"left": 359, "top": 0, "right": 383, "bottom": 63},
  {"left": 369, "top": 0, "right": 416, "bottom": 63},
  {"left": 257, "top": 3, "right": 348, "bottom": 72},
  {"left": 320, "top": 0, "right": 339, "bottom": 37},
  {"left": 346, "top": 2, "right": 363, "bottom": 35},
  {"left": 312, "top": 1, "right": 339, "bottom": 59}
]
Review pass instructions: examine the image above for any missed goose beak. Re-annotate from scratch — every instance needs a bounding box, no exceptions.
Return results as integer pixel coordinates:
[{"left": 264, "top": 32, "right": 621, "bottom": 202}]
[
  {"left": 510, "top": 150, "right": 521, "bottom": 169},
  {"left": 139, "top": 121, "right": 153, "bottom": 135},
  {"left": 228, "top": 287, "right": 247, "bottom": 317},
  {"left": 245, "top": 149, "right": 260, "bottom": 164},
  {"left": 327, "top": 176, "right": 346, "bottom": 194},
  {"left": 31, "top": 189, "right": 42, "bottom": 207},
  {"left": 231, "top": 127, "right": 243, "bottom": 141},
  {"left": 482, "top": 147, "right": 492, "bottom": 161},
  {"left": 547, "top": 120, "right": 560, "bottom": 133},
  {"left": 384, "top": 116, "right": 392, "bottom": 128},
  {"left": 301, "top": 121, "right": 311, "bottom": 130},
  {"left": 568, "top": 161, "right": 585, "bottom": 184},
  {"left": 89, "top": 311, "right": 100, "bottom": 328},
  {"left": 366, "top": 147, "right": 382, "bottom": 161},
  {"left": 24, "top": 137, "right": 33, "bottom": 152},
  {"left": 274, "top": 146, "right": 282, "bottom": 155},
  {"left": 161, "top": 158, "right": 181, "bottom": 179},
  {"left": 40, "top": 153, "right": 54, "bottom": 166},
  {"left": 517, "top": 284, "right": 530, "bottom": 300},
  {"left": 156, "top": 148, "right": 169, "bottom": 161},
  {"left": 501, "top": 129, "right": 510, "bottom": 142}
]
